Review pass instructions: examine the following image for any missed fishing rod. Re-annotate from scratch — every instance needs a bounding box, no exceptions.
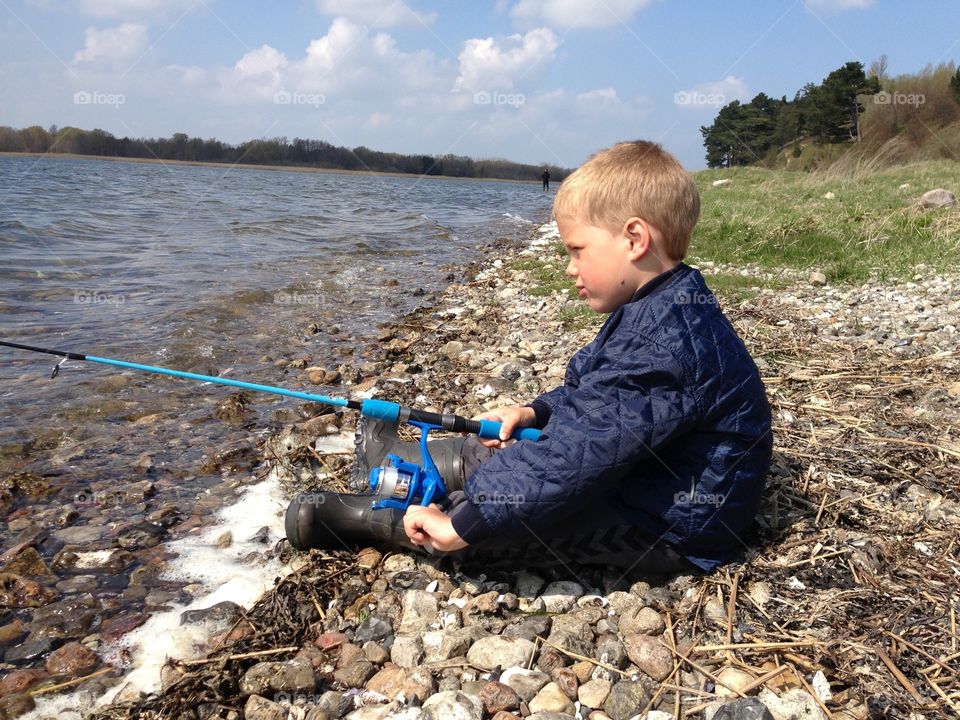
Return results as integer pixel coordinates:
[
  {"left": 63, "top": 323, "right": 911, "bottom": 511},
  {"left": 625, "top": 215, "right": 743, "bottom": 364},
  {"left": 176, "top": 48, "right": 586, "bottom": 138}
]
[{"left": 0, "top": 340, "right": 541, "bottom": 442}]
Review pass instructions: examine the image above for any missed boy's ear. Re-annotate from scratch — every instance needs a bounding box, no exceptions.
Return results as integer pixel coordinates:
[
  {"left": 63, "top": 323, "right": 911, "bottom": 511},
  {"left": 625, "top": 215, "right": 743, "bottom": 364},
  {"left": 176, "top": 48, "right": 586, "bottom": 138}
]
[{"left": 623, "top": 217, "right": 651, "bottom": 261}]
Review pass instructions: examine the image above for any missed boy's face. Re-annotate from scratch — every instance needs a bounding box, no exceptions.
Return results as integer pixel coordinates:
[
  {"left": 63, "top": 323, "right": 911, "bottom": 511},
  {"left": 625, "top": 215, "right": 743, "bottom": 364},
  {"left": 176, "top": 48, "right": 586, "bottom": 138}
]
[{"left": 558, "top": 215, "right": 641, "bottom": 314}]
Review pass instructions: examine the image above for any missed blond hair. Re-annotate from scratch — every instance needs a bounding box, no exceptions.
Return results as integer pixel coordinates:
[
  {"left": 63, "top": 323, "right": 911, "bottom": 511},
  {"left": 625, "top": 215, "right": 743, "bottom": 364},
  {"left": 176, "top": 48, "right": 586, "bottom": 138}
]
[{"left": 553, "top": 140, "right": 700, "bottom": 260}]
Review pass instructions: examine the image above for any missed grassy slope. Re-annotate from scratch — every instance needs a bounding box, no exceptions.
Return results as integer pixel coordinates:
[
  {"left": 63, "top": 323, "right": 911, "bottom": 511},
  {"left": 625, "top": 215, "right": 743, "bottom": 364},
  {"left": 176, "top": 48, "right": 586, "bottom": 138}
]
[{"left": 692, "top": 160, "right": 960, "bottom": 283}]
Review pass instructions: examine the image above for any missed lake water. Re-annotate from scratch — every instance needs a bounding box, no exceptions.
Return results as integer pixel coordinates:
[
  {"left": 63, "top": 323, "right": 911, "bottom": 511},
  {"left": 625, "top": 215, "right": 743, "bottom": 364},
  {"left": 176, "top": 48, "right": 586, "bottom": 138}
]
[{"left": 0, "top": 155, "right": 551, "bottom": 713}]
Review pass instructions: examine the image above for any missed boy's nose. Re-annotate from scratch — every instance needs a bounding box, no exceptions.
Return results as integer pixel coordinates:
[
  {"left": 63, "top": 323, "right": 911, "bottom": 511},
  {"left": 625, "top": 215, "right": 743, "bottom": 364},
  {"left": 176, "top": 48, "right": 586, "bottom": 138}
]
[{"left": 565, "top": 259, "right": 577, "bottom": 277}]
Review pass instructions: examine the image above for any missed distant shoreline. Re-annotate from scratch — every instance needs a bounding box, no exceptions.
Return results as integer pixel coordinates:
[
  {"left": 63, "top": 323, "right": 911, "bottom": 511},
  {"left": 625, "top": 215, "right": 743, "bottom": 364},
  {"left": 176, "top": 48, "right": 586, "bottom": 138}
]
[{"left": 0, "top": 151, "right": 544, "bottom": 185}]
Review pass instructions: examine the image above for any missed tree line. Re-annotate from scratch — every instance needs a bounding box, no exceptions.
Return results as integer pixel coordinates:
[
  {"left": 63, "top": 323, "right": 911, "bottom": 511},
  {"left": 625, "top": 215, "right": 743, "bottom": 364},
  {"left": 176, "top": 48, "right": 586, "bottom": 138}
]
[
  {"left": 700, "top": 61, "right": 960, "bottom": 168},
  {"left": 0, "top": 125, "right": 570, "bottom": 183}
]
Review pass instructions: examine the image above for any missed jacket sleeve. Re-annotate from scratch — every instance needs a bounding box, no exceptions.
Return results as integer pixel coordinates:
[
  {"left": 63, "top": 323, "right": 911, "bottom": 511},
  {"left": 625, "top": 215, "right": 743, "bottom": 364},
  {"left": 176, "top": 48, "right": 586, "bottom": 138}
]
[{"left": 451, "top": 335, "right": 703, "bottom": 544}]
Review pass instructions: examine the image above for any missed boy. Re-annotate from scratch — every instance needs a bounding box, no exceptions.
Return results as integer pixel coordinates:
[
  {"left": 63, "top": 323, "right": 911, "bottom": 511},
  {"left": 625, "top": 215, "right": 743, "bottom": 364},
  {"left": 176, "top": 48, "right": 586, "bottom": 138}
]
[{"left": 287, "top": 140, "right": 772, "bottom": 575}]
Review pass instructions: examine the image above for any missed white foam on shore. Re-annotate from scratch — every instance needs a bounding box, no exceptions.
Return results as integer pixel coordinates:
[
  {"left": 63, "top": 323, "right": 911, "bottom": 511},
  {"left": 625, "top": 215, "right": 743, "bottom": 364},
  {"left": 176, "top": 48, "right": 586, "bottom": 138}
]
[{"left": 24, "top": 474, "right": 294, "bottom": 720}]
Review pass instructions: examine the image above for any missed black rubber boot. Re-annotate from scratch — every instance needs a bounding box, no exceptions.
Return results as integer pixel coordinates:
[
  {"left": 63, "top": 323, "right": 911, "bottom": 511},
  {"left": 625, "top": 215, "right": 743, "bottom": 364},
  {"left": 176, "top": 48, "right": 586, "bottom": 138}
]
[
  {"left": 285, "top": 490, "right": 419, "bottom": 552},
  {"left": 349, "top": 419, "right": 467, "bottom": 492}
]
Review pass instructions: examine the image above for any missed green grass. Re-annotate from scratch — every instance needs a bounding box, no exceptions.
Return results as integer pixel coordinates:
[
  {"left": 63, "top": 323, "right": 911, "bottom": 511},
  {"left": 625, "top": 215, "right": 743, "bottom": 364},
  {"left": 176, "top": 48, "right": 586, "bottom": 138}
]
[
  {"left": 691, "top": 160, "right": 960, "bottom": 282},
  {"left": 511, "top": 244, "right": 601, "bottom": 330}
]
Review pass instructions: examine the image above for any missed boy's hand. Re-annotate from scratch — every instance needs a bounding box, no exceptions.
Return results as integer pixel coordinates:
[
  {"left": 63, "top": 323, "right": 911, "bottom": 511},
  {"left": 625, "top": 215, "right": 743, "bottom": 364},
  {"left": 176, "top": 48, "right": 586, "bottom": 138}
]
[
  {"left": 403, "top": 504, "right": 468, "bottom": 552},
  {"left": 474, "top": 406, "right": 536, "bottom": 448}
]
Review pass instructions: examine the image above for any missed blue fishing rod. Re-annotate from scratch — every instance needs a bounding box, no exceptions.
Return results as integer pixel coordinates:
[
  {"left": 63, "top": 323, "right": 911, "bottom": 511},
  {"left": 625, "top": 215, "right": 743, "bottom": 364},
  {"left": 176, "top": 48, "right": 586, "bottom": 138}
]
[{"left": 0, "top": 339, "right": 541, "bottom": 443}]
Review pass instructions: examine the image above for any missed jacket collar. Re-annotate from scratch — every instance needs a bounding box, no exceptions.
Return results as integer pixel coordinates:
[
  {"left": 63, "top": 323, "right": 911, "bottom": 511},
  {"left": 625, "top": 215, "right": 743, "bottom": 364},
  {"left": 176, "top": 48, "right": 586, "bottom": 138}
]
[{"left": 630, "top": 262, "right": 692, "bottom": 303}]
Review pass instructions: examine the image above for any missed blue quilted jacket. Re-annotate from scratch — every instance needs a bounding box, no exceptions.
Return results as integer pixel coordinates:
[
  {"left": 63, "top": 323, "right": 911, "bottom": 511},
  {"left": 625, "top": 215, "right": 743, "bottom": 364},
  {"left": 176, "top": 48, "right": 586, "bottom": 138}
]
[{"left": 451, "top": 263, "right": 772, "bottom": 571}]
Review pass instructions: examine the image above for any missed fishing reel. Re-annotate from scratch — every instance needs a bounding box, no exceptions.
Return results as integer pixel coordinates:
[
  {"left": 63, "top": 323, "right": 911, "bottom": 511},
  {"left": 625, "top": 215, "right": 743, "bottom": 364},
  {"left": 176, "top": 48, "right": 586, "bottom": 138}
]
[{"left": 367, "top": 420, "right": 447, "bottom": 511}]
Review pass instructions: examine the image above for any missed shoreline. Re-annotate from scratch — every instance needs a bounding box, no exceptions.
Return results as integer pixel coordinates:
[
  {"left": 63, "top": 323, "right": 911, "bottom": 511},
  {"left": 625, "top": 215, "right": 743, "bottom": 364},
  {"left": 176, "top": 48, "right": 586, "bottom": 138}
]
[
  {"left": 15, "top": 219, "right": 960, "bottom": 719},
  {"left": 0, "top": 151, "right": 544, "bottom": 185}
]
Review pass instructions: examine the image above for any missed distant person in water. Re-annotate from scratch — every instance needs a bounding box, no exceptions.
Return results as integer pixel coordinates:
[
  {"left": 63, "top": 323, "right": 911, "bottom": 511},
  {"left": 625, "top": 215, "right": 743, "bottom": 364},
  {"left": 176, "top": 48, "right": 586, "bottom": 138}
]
[{"left": 542, "top": 168, "right": 550, "bottom": 190}]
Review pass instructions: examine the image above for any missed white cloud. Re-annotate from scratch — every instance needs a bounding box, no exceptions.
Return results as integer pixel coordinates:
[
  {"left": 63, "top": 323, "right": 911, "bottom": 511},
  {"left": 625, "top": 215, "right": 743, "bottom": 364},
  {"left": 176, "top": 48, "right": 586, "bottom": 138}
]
[
  {"left": 803, "top": 0, "right": 874, "bottom": 10},
  {"left": 510, "top": 0, "right": 653, "bottom": 29},
  {"left": 674, "top": 75, "right": 748, "bottom": 111},
  {"left": 577, "top": 87, "right": 618, "bottom": 105},
  {"left": 315, "top": 0, "right": 437, "bottom": 28},
  {"left": 72, "top": 23, "right": 148, "bottom": 66},
  {"left": 234, "top": 45, "right": 287, "bottom": 81},
  {"left": 453, "top": 28, "right": 559, "bottom": 93}
]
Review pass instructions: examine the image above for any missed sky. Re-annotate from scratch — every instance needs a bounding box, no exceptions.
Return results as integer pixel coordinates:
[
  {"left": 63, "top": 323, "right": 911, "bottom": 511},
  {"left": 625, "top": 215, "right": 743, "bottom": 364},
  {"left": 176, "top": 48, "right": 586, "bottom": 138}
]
[{"left": 1, "top": 0, "right": 959, "bottom": 170}]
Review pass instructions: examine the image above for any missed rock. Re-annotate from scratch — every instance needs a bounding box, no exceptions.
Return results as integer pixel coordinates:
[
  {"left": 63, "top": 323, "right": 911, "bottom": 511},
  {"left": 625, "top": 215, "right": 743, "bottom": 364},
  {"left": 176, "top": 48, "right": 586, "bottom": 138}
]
[
  {"left": 45, "top": 641, "right": 99, "bottom": 676},
  {"left": 490, "top": 712, "right": 521, "bottom": 720},
  {"left": 357, "top": 547, "right": 383, "bottom": 569},
  {"left": 0, "top": 693, "right": 35, "bottom": 719},
  {"left": 540, "top": 581, "right": 584, "bottom": 613},
  {"left": 354, "top": 615, "right": 393, "bottom": 644},
  {"left": 467, "top": 636, "right": 536, "bottom": 671},
  {"left": 1, "top": 547, "right": 55, "bottom": 579},
  {"left": 529, "top": 681, "right": 576, "bottom": 715},
  {"left": 715, "top": 667, "right": 756, "bottom": 698},
  {"left": 919, "top": 188, "right": 957, "bottom": 209},
  {"left": 100, "top": 611, "right": 150, "bottom": 643},
  {"left": 5, "top": 638, "right": 52, "bottom": 663},
  {"left": 240, "top": 658, "right": 316, "bottom": 695},
  {"left": 423, "top": 626, "right": 487, "bottom": 662},
  {"left": 712, "top": 179, "right": 732, "bottom": 187},
  {"left": 0, "top": 572, "right": 56, "bottom": 608},
  {"left": 808, "top": 271, "right": 827, "bottom": 287},
  {"left": 623, "top": 634, "right": 673, "bottom": 681},
  {"left": 398, "top": 589, "right": 439, "bottom": 634},
  {"left": 707, "top": 697, "right": 775, "bottom": 720},
  {"left": 363, "top": 640, "right": 390, "bottom": 665},
  {"left": 0, "top": 618, "right": 27, "bottom": 646},
  {"left": 442, "top": 341, "right": 465, "bottom": 359},
  {"left": 333, "top": 659, "right": 375, "bottom": 689},
  {"left": 180, "top": 600, "right": 243, "bottom": 630},
  {"left": 422, "top": 690, "right": 481, "bottom": 720},
  {"left": 0, "top": 668, "right": 49, "bottom": 695},
  {"left": 391, "top": 635, "right": 424, "bottom": 667},
  {"left": 578, "top": 678, "right": 612, "bottom": 709},
  {"left": 244, "top": 694, "right": 288, "bottom": 720},
  {"left": 757, "top": 688, "right": 828, "bottom": 720},
  {"left": 481, "top": 681, "right": 521, "bottom": 713},
  {"left": 315, "top": 631, "right": 350, "bottom": 652},
  {"left": 503, "top": 614, "right": 551, "bottom": 642},
  {"left": 551, "top": 666, "right": 578, "bottom": 700},
  {"left": 214, "top": 531, "right": 233, "bottom": 548},
  {"left": 499, "top": 667, "right": 551, "bottom": 703},
  {"left": 514, "top": 571, "right": 545, "bottom": 597},
  {"left": 618, "top": 606, "right": 665, "bottom": 636},
  {"left": 605, "top": 591, "right": 641, "bottom": 616},
  {"left": 603, "top": 680, "right": 651, "bottom": 720},
  {"left": 365, "top": 665, "right": 435, "bottom": 703}
]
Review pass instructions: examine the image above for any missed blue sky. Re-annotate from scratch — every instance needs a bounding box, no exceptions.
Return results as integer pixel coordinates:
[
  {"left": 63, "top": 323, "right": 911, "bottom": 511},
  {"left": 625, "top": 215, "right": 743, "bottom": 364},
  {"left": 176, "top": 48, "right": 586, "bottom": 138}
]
[{"left": 1, "top": 0, "right": 958, "bottom": 169}]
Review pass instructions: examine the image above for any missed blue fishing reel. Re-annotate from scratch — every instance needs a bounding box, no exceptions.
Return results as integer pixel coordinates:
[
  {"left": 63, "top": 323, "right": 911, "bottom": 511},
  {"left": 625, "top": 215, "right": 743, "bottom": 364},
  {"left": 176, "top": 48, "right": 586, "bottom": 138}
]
[{"left": 368, "top": 420, "right": 447, "bottom": 511}]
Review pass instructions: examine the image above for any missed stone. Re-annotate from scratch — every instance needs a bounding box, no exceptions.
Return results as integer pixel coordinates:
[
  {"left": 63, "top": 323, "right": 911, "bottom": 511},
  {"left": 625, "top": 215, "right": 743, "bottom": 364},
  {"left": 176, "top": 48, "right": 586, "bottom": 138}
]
[
  {"left": 180, "top": 600, "right": 243, "bottom": 630},
  {"left": 0, "top": 668, "right": 49, "bottom": 696},
  {"left": 467, "top": 636, "right": 536, "bottom": 671},
  {"left": 422, "top": 690, "right": 481, "bottom": 720},
  {"left": 354, "top": 615, "right": 393, "bottom": 644},
  {"left": 4, "top": 638, "right": 52, "bottom": 663},
  {"left": 919, "top": 188, "right": 957, "bottom": 209},
  {"left": 0, "top": 572, "right": 56, "bottom": 608},
  {"left": 808, "top": 271, "right": 827, "bottom": 287},
  {"left": 540, "top": 581, "right": 584, "bottom": 613},
  {"left": 480, "top": 681, "right": 521, "bottom": 714},
  {"left": 0, "top": 618, "right": 27, "bottom": 646},
  {"left": 391, "top": 634, "right": 424, "bottom": 668},
  {"left": 623, "top": 634, "right": 673, "bottom": 681},
  {"left": 357, "top": 547, "right": 383, "bottom": 569},
  {"left": 0, "top": 693, "right": 35, "bottom": 718},
  {"left": 100, "top": 611, "right": 150, "bottom": 643},
  {"left": 618, "top": 606, "right": 665, "bottom": 636},
  {"left": 363, "top": 640, "right": 390, "bottom": 665},
  {"left": 757, "top": 688, "right": 828, "bottom": 720},
  {"left": 398, "top": 589, "right": 439, "bottom": 634},
  {"left": 332, "top": 659, "right": 375, "bottom": 689},
  {"left": 422, "top": 626, "right": 487, "bottom": 662},
  {"left": 244, "top": 694, "right": 287, "bottom": 720},
  {"left": 605, "top": 591, "right": 641, "bottom": 616},
  {"left": 713, "top": 179, "right": 732, "bottom": 187},
  {"left": 551, "top": 666, "right": 578, "bottom": 700},
  {"left": 365, "top": 665, "right": 435, "bottom": 703},
  {"left": 499, "top": 667, "right": 551, "bottom": 703},
  {"left": 490, "top": 712, "right": 521, "bottom": 720},
  {"left": 514, "top": 571, "right": 545, "bottom": 597},
  {"left": 1, "top": 546, "right": 55, "bottom": 578},
  {"left": 45, "top": 641, "right": 99, "bottom": 676},
  {"left": 715, "top": 667, "right": 757, "bottom": 698},
  {"left": 315, "top": 631, "right": 350, "bottom": 652},
  {"left": 603, "top": 680, "right": 651, "bottom": 720},
  {"left": 707, "top": 697, "right": 775, "bottom": 720},
  {"left": 502, "top": 614, "right": 551, "bottom": 642},
  {"left": 240, "top": 658, "right": 316, "bottom": 696},
  {"left": 529, "top": 681, "right": 576, "bottom": 715},
  {"left": 578, "top": 678, "right": 612, "bottom": 709}
]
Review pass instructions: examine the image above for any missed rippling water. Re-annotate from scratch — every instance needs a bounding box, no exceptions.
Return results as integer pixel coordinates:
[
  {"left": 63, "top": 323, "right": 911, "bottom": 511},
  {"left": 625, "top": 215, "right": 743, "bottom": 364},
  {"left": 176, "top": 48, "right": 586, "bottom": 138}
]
[{"left": 0, "top": 154, "right": 551, "bottom": 540}]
